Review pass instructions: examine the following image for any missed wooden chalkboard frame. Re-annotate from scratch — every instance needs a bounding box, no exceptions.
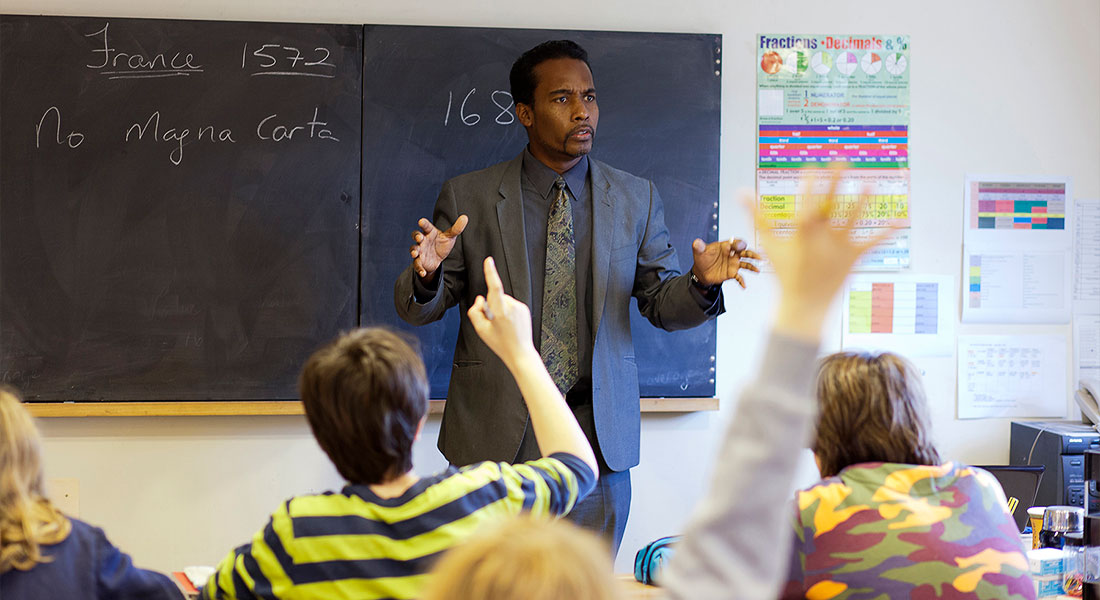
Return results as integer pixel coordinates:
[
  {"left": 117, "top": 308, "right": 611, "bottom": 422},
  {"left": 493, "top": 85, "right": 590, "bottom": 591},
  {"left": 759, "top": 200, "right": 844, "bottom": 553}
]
[{"left": 26, "top": 397, "right": 718, "bottom": 417}]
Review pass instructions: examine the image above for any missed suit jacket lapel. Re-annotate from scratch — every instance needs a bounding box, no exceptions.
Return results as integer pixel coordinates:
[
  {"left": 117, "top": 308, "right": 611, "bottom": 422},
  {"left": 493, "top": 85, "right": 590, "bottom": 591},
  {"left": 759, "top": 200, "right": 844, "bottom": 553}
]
[
  {"left": 496, "top": 152, "right": 532, "bottom": 305},
  {"left": 590, "top": 159, "right": 614, "bottom": 340}
]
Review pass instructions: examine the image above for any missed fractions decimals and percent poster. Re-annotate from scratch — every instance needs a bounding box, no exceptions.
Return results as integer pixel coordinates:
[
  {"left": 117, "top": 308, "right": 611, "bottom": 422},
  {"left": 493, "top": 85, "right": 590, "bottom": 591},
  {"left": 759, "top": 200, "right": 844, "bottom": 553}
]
[{"left": 756, "top": 34, "right": 910, "bottom": 269}]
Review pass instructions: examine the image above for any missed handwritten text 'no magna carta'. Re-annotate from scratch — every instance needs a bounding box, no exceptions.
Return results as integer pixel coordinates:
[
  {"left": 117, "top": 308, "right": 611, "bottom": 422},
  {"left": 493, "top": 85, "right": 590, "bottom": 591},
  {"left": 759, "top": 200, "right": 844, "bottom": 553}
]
[{"left": 36, "top": 107, "right": 340, "bottom": 166}]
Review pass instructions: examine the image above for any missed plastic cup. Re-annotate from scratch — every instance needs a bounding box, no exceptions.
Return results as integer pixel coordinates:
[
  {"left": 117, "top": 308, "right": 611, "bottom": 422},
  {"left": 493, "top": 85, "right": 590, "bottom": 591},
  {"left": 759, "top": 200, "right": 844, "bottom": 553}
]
[{"left": 1029, "top": 506, "right": 1047, "bottom": 550}]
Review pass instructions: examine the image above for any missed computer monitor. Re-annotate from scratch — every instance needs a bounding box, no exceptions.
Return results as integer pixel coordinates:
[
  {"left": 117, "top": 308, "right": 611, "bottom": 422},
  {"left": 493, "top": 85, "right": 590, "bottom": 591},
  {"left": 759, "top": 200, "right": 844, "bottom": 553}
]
[{"left": 975, "top": 465, "right": 1045, "bottom": 533}]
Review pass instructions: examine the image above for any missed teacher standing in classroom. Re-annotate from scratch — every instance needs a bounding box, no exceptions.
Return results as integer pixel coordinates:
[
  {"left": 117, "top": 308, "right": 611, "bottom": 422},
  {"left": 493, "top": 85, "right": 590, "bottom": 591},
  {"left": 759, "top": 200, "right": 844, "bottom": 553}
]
[{"left": 394, "top": 40, "right": 758, "bottom": 554}]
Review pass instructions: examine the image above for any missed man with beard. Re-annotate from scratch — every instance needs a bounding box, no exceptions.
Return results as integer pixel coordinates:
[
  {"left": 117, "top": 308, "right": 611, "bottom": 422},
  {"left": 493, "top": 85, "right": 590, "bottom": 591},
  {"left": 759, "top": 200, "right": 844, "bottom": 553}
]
[{"left": 394, "top": 39, "right": 758, "bottom": 554}]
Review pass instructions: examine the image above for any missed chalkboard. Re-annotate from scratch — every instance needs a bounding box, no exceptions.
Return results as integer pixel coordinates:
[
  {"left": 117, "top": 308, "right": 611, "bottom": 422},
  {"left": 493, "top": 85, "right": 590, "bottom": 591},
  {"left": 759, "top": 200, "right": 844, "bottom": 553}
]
[
  {"left": 0, "top": 16, "right": 363, "bottom": 400},
  {"left": 360, "top": 26, "right": 721, "bottom": 398}
]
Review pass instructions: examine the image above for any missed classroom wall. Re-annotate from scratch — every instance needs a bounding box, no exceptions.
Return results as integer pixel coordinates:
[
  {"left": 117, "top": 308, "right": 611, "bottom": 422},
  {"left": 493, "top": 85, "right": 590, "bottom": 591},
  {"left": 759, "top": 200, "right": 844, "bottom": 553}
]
[{"left": 6, "top": 0, "right": 1098, "bottom": 575}]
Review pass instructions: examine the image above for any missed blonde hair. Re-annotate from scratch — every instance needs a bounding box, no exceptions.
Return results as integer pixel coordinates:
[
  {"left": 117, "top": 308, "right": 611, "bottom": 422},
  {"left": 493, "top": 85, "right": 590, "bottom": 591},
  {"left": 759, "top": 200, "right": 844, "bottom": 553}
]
[
  {"left": 422, "top": 516, "right": 620, "bottom": 600},
  {"left": 0, "top": 387, "right": 71, "bottom": 573}
]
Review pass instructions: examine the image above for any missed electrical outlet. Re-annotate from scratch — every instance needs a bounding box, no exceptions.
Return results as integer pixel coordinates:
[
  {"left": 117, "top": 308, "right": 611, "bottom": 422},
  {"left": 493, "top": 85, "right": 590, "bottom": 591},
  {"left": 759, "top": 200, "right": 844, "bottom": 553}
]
[{"left": 47, "top": 478, "right": 79, "bottom": 517}]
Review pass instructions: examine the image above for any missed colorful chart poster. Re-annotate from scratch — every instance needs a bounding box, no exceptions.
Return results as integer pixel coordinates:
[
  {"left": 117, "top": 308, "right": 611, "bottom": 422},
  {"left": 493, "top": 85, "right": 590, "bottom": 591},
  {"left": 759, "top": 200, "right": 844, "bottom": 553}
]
[
  {"left": 964, "top": 175, "right": 1073, "bottom": 247},
  {"left": 957, "top": 335, "right": 1067, "bottom": 419},
  {"left": 969, "top": 181, "right": 1066, "bottom": 231},
  {"left": 841, "top": 274, "right": 955, "bottom": 356},
  {"left": 962, "top": 175, "right": 1073, "bottom": 323},
  {"left": 756, "top": 34, "right": 910, "bottom": 270}
]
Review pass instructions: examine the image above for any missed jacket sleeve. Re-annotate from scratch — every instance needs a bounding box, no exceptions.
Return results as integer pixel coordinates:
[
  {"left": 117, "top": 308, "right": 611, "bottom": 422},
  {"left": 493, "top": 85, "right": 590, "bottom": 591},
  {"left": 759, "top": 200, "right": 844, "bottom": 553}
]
[
  {"left": 91, "top": 525, "right": 185, "bottom": 600},
  {"left": 393, "top": 180, "right": 468, "bottom": 326},
  {"left": 661, "top": 333, "right": 819, "bottom": 600},
  {"left": 632, "top": 181, "right": 724, "bottom": 331}
]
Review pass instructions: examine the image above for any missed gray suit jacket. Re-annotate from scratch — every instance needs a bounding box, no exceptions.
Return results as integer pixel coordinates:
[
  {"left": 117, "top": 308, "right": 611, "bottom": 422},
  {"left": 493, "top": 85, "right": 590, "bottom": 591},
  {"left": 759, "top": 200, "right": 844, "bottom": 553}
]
[{"left": 394, "top": 152, "right": 723, "bottom": 471}]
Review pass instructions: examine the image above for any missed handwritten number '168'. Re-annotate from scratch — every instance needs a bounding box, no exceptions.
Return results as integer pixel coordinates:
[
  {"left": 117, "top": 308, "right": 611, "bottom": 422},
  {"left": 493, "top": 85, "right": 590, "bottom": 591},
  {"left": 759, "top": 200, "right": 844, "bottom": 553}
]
[{"left": 444, "top": 89, "right": 515, "bottom": 127}]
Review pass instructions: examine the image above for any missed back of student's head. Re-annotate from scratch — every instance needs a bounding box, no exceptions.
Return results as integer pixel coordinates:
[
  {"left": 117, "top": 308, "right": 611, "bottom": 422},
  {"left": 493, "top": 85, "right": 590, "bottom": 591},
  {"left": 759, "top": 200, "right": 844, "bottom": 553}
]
[
  {"left": 813, "top": 351, "right": 941, "bottom": 478},
  {"left": 0, "top": 386, "right": 71, "bottom": 573},
  {"left": 421, "top": 516, "right": 619, "bottom": 600},
  {"left": 298, "top": 328, "right": 429, "bottom": 485}
]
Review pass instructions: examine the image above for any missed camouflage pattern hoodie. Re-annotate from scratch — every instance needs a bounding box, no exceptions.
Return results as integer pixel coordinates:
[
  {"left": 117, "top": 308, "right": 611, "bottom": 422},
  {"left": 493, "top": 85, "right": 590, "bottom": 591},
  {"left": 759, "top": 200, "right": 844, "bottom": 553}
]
[{"left": 782, "top": 462, "right": 1036, "bottom": 600}]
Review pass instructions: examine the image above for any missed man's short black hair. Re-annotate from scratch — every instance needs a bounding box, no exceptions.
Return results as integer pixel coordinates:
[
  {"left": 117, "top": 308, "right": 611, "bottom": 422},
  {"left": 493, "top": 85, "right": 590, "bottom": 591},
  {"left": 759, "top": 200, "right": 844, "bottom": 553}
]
[{"left": 509, "top": 40, "right": 591, "bottom": 107}]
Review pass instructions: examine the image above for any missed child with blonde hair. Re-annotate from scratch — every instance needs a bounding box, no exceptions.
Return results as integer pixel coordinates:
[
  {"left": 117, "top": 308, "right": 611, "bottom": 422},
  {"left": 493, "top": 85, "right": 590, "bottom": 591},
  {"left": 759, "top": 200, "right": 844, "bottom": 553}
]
[
  {"left": 0, "top": 386, "right": 182, "bottom": 599},
  {"left": 423, "top": 516, "right": 620, "bottom": 600}
]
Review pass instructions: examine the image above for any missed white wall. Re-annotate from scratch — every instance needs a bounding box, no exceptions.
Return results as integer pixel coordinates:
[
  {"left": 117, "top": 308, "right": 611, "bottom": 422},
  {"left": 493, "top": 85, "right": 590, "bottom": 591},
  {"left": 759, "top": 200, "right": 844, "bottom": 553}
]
[{"left": 4, "top": 0, "right": 1098, "bottom": 575}]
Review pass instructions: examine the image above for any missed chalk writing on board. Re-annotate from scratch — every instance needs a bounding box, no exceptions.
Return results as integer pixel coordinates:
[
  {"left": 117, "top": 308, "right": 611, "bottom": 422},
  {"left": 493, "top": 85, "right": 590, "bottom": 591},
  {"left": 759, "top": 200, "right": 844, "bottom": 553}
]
[
  {"left": 35, "top": 106, "right": 85, "bottom": 148},
  {"left": 125, "top": 111, "right": 237, "bottom": 166},
  {"left": 256, "top": 107, "right": 340, "bottom": 142},
  {"left": 242, "top": 43, "right": 336, "bottom": 78},
  {"left": 112, "top": 107, "right": 339, "bottom": 165},
  {"left": 85, "top": 23, "right": 203, "bottom": 79},
  {"left": 443, "top": 89, "right": 515, "bottom": 126}
]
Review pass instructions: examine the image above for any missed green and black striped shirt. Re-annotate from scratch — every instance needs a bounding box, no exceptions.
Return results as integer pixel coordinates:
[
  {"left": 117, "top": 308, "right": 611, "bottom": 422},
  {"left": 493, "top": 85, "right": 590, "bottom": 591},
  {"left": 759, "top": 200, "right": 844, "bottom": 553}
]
[{"left": 202, "top": 452, "right": 594, "bottom": 600}]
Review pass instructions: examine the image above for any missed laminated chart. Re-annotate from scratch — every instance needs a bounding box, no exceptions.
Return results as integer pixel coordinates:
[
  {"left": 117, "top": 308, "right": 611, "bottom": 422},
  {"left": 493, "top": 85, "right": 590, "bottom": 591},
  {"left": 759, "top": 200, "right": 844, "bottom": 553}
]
[
  {"left": 969, "top": 181, "right": 1066, "bottom": 230},
  {"left": 758, "top": 124, "right": 907, "bottom": 168},
  {"left": 962, "top": 175, "right": 1072, "bottom": 323},
  {"left": 757, "top": 34, "right": 910, "bottom": 270},
  {"left": 841, "top": 274, "right": 954, "bottom": 356},
  {"left": 756, "top": 168, "right": 910, "bottom": 268},
  {"left": 757, "top": 169, "right": 910, "bottom": 228}
]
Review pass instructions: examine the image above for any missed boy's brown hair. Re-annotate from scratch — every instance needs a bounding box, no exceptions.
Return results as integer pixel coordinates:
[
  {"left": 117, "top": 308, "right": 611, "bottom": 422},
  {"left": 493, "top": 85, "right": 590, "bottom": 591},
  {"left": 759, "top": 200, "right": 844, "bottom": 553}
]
[
  {"left": 813, "top": 352, "right": 941, "bottom": 478},
  {"left": 298, "top": 328, "right": 429, "bottom": 485}
]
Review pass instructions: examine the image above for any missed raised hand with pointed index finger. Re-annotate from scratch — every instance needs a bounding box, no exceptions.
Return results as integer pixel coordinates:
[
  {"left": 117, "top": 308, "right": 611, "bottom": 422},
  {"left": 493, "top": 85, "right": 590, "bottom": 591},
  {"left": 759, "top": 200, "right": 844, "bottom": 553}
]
[
  {"left": 467, "top": 256, "right": 534, "bottom": 367},
  {"left": 466, "top": 256, "right": 598, "bottom": 476}
]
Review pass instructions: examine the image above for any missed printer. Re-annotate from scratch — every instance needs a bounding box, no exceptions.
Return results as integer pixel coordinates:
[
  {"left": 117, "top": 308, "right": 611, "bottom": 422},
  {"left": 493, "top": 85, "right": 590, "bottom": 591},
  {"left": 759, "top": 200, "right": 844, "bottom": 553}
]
[{"left": 1009, "top": 420, "right": 1100, "bottom": 511}]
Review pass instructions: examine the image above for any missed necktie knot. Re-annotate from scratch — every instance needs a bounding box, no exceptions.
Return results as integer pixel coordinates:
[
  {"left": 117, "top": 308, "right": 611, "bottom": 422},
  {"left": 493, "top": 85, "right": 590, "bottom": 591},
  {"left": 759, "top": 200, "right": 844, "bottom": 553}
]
[{"left": 554, "top": 177, "right": 566, "bottom": 192}]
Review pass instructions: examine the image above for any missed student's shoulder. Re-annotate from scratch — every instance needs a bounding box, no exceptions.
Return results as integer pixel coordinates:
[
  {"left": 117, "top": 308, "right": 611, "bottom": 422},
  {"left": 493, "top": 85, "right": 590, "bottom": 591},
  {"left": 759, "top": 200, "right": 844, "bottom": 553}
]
[
  {"left": 66, "top": 517, "right": 111, "bottom": 549},
  {"left": 282, "top": 490, "right": 350, "bottom": 515}
]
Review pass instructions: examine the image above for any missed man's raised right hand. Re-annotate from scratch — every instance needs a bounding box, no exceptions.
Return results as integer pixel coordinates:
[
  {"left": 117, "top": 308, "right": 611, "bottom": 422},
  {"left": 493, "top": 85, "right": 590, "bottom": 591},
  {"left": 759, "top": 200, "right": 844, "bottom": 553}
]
[{"left": 409, "top": 214, "right": 468, "bottom": 280}]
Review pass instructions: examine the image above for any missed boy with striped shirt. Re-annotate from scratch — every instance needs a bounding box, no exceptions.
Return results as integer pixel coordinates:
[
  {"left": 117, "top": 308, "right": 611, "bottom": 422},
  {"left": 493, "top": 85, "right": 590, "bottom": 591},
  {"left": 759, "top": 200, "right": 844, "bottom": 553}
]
[{"left": 203, "top": 257, "right": 598, "bottom": 600}]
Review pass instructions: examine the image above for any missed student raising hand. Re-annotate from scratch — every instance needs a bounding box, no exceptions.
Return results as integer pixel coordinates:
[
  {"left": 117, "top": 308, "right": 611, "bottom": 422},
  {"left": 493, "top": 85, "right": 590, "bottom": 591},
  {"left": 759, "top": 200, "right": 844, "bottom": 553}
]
[
  {"left": 661, "top": 164, "right": 895, "bottom": 600},
  {"left": 467, "top": 256, "right": 598, "bottom": 477},
  {"left": 757, "top": 165, "right": 896, "bottom": 340},
  {"left": 467, "top": 256, "right": 534, "bottom": 367}
]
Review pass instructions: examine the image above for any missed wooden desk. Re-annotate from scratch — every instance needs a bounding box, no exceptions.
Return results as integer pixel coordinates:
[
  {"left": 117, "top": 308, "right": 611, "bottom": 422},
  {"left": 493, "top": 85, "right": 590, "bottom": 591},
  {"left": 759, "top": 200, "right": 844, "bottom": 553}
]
[
  {"left": 618, "top": 574, "right": 663, "bottom": 599},
  {"left": 177, "top": 572, "right": 659, "bottom": 599}
]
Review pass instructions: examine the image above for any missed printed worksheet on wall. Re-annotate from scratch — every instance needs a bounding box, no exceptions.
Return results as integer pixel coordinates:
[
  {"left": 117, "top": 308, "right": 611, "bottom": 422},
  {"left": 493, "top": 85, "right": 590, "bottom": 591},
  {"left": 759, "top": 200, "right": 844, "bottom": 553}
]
[
  {"left": 841, "top": 273, "right": 954, "bottom": 356},
  {"left": 961, "top": 175, "right": 1073, "bottom": 323},
  {"left": 957, "top": 335, "right": 1067, "bottom": 419},
  {"left": 756, "top": 34, "right": 910, "bottom": 270},
  {"left": 1075, "top": 198, "right": 1100, "bottom": 314},
  {"left": 1076, "top": 198, "right": 1100, "bottom": 384}
]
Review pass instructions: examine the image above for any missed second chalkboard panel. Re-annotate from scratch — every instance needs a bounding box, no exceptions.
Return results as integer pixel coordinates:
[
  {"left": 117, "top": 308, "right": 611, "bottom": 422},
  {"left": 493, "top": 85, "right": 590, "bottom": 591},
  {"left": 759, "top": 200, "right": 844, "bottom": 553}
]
[{"left": 360, "top": 25, "right": 722, "bottom": 398}]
